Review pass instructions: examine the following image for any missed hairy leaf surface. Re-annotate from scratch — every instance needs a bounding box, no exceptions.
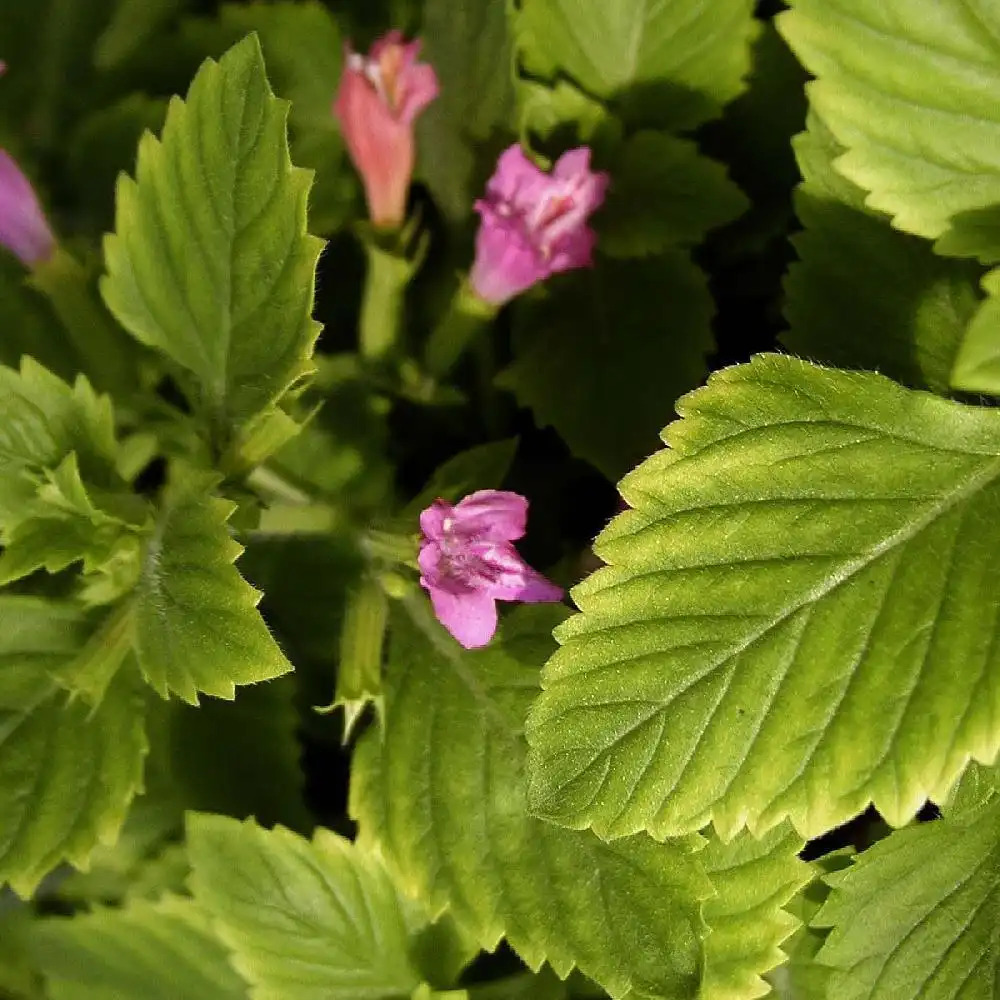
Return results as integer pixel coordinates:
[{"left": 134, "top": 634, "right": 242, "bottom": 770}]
[
  {"left": 101, "top": 35, "right": 323, "bottom": 433},
  {"left": 527, "top": 354, "right": 1000, "bottom": 840}
]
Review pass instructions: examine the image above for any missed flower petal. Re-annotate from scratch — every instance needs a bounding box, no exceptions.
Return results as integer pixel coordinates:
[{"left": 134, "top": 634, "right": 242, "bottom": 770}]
[
  {"left": 0, "top": 150, "right": 55, "bottom": 267},
  {"left": 427, "top": 586, "right": 499, "bottom": 648},
  {"left": 419, "top": 498, "right": 452, "bottom": 542},
  {"left": 453, "top": 490, "right": 529, "bottom": 541},
  {"left": 484, "top": 144, "right": 550, "bottom": 209}
]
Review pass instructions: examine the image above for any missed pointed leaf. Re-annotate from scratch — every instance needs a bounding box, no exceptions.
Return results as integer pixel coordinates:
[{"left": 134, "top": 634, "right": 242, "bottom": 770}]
[
  {"left": 527, "top": 354, "right": 1000, "bottom": 841},
  {"left": 187, "top": 813, "right": 426, "bottom": 1000},
  {"left": 700, "top": 824, "right": 810, "bottom": 1000},
  {"left": 101, "top": 35, "right": 323, "bottom": 433},
  {"left": 814, "top": 801, "right": 1000, "bottom": 998},
  {"left": 783, "top": 114, "right": 982, "bottom": 394},
  {"left": 777, "top": 0, "right": 1000, "bottom": 262},
  {"left": 416, "top": 0, "right": 515, "bottom": 222},
  {"left": 514, "top": 0, "right": 757, "bottom": 130},
  {"left": 951, "top": 267, "right": 1000, "bottom": 396},
  {"left": 350, "top": 602, "right": 711, "bottom": 1000},
  {"left": 499, "top": 252, "right": 714, "bottom": 480},
  {"left": 179, "top": 2, "right": 352, "bottom": 232},
  {"left": 598, "top": 131, "right": 748, "bottom": 258},
  {"left": 134, "top": 477, "right": 291, "bottom": 703},
  {"left": 0, "top": 597, "right": 148, "bottom": 896},
  {"left": 32, "top": 895, "right": 248, "bottom": 1000},
  {"left": 0, "top": 358, "right": 118, "bottom": 526}
]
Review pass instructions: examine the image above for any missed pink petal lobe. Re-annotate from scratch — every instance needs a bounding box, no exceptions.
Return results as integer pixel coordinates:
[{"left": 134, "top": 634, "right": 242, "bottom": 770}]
[
  {"left": 397, "top": 63, "right": 439, "bottom": 123},
  {"left": 428, "top": 586, "right": 499, "bottom": 649},
  {"left": 419, "top": 498, "right": 452, "bottom": 542},
  {"left": 453, "top": 490, "right": 528, "bottom": 541}
]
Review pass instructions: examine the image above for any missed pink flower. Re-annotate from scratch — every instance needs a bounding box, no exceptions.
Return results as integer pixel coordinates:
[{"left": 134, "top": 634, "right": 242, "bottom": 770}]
[
  {"left": 469, "top": 145, "right": 609, "bottom": 306},
  {"left": 0, "top": 150, "right": 55, "bottom": 267},
  {"left": 333, "top": 31, "right": 439, "bottom": 228},
  {"left": 418, "top": 490, "right": 563, "bottom": 649}
]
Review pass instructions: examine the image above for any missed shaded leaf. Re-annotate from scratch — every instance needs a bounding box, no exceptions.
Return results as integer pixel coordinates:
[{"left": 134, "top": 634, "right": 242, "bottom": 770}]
[
  {"left": 783, "top": 114, "right": 983, "bottom": 394},
  {"left": 778, "top": 0, "right": 1000, "bottom": 262},
  {"left": 33, "top": 895, "right": 248, "bottom": 1000},
  {"left": 0, "top": 597, "right": 147, "bottom": 896},
  {"left": 499, "top": 252, "right": 713, "bottom": 480},
  {"left": 815, "top": 801, "right": 1000, "bottom": 998},
  {"left": 350, "top": 602, "right": 711, "bottom": 1000}
]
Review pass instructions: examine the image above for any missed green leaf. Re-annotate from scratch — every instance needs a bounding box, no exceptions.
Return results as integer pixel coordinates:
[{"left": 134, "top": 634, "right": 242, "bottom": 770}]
[
  {"left": 0, "top": 358, "right": 118, "bottom": 526},
  {"left": 350, "top": 602, "right": 712, "bottom": 1000},
  {"left": 0, "top": 597, "right": 148, "bottom": 896},
  {"left": 814, "top": 801, "right": 1000, "bottom": 998},
  {"left": 0, "top": 907, "right": 45, "bottom": 1000},
  {"left": 0, "top": 0, "right": 118, "bottom": 148},
  {"left": 67, "top": 95, "right": 168, "bottom": 232},
  {"left": 943, "top": 760, "right": 1000, "bottom": 820},
  {"left": 766, "top": 851, "right": 852, "bottom": 1000},
  {"left": 165, "top": 676, "right": 309, "bottom": 830},
  {"left": 597, "top": 131, "right": 748, "bottom": 258},
  {"left": 699, "top": 824, "right": 810, "bottom": 1000},
  {"left": 95, "top": 0, "right": 191, "bottom": 68},
  {"left": 187, "top": 813, "right": 426, "bottom": 1000},
  {"left": 783, "top": 114, "right": 983, "bottom": 394},
  {"left": 951, "top": 268, "right": 1000, "bottom": 395},
  {"left": 32, "top": 895, "right": 248, "bottom": 1000},
  {"left": 0, "top": 255, "right": 78, "bottom": 383},
  {"left": 777, "top": 0, "right": 1000, "bottom": 262},
  {"left": 0, "top": 454, "right": 142, "bottom": 587},
  {"left": 499, "top": 252, "right": 713, "bottom": 480},
  {"left": 134, "top": 475, "right": 292, "bottom": 703},
  {"left": 180, "top": 2, "right": 354, "bottom": 232},
  {"left": 526, "top": 354, "right": 1000, "bottom": 841},
  {"left": 101, "top": 35, "right": 324, "bottom": 436},
  {"left": 403, "top": 438, "right": 519, "bottom": 516},
  {"left": 514, "top": 0, "right": 757, "bottom": 130},
  {"left": 416, "top": 0, "right": 515, "bottom": 222}
]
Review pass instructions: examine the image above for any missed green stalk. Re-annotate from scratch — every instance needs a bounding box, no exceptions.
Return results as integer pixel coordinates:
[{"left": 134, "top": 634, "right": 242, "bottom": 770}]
[
  {"left": 29, "top": 246, "right": 133, "bottom": 393},
  {"left": 423, "top": 280, "right": 499, "bottom": 379}
]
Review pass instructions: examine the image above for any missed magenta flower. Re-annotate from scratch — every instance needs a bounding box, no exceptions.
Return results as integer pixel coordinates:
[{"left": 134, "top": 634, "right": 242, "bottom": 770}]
[
  {"left": 418, "top": 490, "right": 563, "bottom": 649},
  {"left": 0, "top": 149, "right": 55, "bottom": 268},
  {"left": 469, "top": 145, "right": 609, "bottom": 306},
  {"left": 334, "top": 31, "right": 439, "bottom": 228}
]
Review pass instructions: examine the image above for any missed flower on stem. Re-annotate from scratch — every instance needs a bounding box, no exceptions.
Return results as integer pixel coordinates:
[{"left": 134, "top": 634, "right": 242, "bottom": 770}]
[
  {"left": 334, "top": 31, "right": 439, "bottom": 229},
  {"left": 469, "top": 144, "right": 609, "bottom": 307},
  {"left": 418, "top": 490, "right": 563, "bottom": 649}
]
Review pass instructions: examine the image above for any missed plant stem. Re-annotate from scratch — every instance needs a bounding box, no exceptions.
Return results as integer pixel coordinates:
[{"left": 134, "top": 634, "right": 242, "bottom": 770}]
[
  {"left": 29, "top": 246, "right": 134, "bottom": 393},
  {"left": 359, "top": 238, "right": 416, "bottom": 361},
  {"left": 423, "top": 280, "right": 499, "bottom": 379}
]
